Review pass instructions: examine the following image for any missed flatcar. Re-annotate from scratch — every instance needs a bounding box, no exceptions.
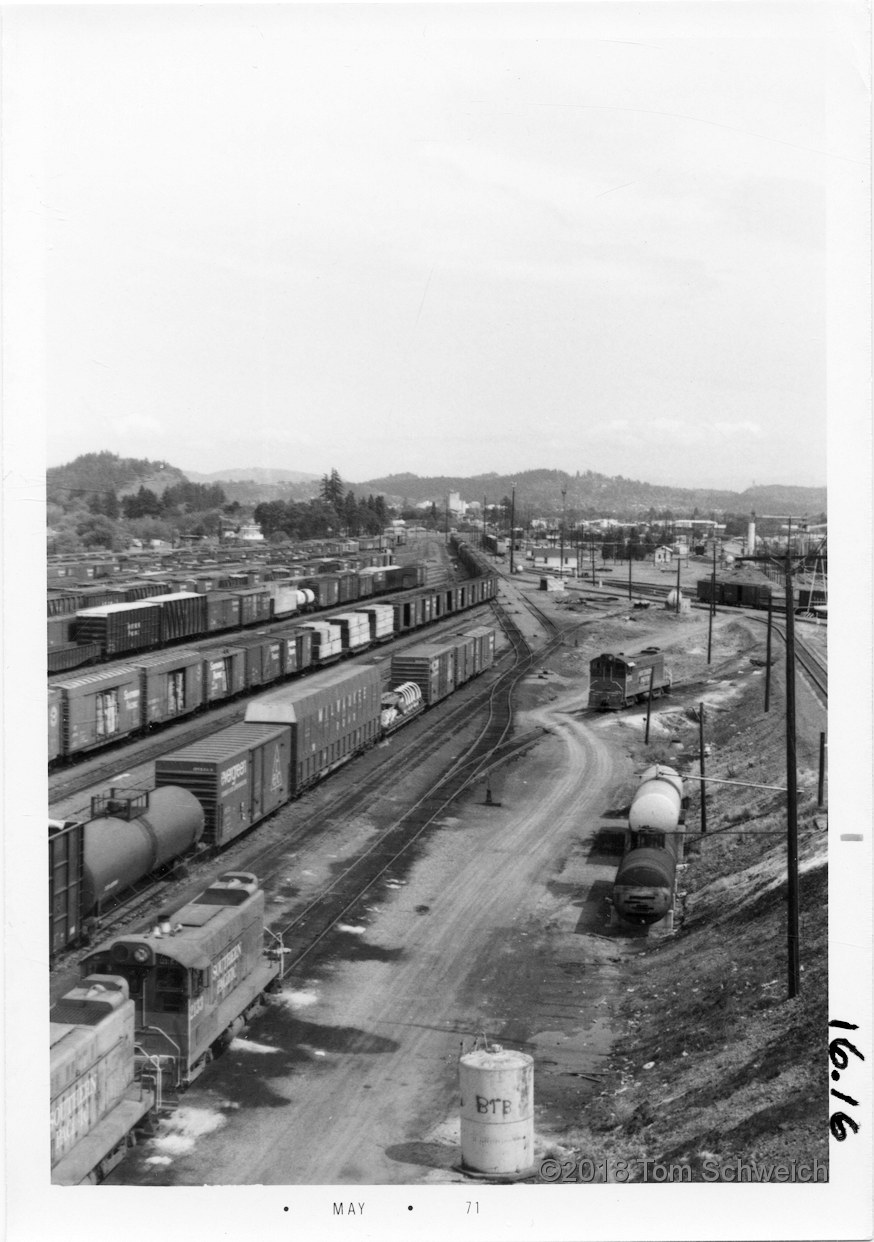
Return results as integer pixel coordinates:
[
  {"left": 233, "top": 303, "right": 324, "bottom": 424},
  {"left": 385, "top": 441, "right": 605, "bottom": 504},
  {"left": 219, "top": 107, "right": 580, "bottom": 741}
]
[
  {"left": 79, "top": 872, "right": 281, "bottom": 1089},
  {"left": 588, "top": 650, "right": 671, "bottom": 710},
  {"left": 612, "top": 765, "right": 685, "bottom": 926},
  {"left": 51, "top": 974, "right": 155, "bottom": 1184}
]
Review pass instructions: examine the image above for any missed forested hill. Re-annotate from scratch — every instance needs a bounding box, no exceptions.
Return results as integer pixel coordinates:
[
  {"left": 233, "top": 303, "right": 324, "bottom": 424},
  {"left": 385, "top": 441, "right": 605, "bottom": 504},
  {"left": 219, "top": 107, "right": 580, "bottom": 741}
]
[
  {"left": 356, "top": 468, "right": 827, "bottom": 518},
  {"left": 47, "top": 452, "right": 187, "bottom": 504}
]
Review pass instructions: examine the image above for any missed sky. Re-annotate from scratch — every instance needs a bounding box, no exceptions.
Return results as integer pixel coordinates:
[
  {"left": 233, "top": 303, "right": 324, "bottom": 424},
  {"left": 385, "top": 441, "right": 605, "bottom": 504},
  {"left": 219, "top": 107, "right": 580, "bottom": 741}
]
[{"left": 7, "top": 5, "right": 867, "bottom": 489}]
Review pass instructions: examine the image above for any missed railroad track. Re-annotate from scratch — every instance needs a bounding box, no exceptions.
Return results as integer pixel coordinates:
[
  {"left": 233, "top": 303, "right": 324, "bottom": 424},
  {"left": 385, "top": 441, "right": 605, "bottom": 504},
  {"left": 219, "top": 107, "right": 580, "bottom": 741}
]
[
  {"left": 270, "top": 600, "right": 562, "bottom": 977},
  {"left": 50, "top": 602, "right": 529, "bottom": 982}
]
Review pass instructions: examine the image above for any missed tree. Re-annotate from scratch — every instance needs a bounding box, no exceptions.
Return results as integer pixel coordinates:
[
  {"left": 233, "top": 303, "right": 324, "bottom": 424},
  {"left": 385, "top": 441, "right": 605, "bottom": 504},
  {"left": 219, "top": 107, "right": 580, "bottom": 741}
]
[{"left": 320, "top": 468, "right": 344, "bottom": 509}]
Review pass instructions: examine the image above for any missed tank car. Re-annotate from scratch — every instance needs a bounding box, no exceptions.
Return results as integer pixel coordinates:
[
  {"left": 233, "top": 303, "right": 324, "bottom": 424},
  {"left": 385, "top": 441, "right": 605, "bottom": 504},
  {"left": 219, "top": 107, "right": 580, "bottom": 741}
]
[
  {"left": 51, "top": 975, "right": 155, "bottom": 1184},
  {"left": 83, "top": 786, "right": 205, "bottom": 915},
  {"left": 79, "top": 872, "right": 281, "bottom": 1089},
  {"left": 613, "top": 765, "right": 685, "bottom": 926}
]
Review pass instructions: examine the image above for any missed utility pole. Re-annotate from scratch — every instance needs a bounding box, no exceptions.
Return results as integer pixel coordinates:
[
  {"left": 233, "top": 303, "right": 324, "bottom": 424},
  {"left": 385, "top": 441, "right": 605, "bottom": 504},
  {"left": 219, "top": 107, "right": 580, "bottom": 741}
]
[
  {"left": 707, "top": 536, "right": 717, "bottom": 662},
  {"left": 784, "top": 538, "right": 801, "bottom": 998},
  {"left": 509, "top": 484, "right": 516, "bottom": 575},
  {"left": 560, "top": 486, "right": 567, "bottom": 578}
]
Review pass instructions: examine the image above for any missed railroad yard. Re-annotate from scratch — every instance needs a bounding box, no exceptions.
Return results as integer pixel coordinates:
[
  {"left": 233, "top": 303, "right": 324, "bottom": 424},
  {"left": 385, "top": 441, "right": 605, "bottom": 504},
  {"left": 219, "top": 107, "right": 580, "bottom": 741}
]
[{"left": 48, "top": 533, "right": 829, "bottom": 1187}]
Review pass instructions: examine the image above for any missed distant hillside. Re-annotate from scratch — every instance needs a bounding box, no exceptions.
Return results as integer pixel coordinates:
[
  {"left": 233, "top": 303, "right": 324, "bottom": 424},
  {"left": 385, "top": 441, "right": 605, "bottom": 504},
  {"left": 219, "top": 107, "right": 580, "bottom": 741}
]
[
  {"left": 47, "top": 452, "right": 188, "bottom": 504},
  {"left": 185, "top": 467, "right": 320, "bottom": 485},
  {"left": 355, "top": 469, "right": 827, "bottom": 518}
]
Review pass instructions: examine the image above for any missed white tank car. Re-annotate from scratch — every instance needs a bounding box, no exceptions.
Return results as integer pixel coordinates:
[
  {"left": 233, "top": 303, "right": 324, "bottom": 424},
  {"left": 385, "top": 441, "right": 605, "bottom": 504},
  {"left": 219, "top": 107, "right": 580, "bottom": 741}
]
[{"left": 628, "top": 764, "right": 684, "bottom": 832}]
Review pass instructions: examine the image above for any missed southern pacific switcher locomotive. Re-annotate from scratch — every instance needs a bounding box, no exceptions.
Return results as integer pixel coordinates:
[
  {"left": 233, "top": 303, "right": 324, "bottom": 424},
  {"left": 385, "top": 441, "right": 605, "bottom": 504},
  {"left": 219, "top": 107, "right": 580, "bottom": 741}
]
[
  {"left": 588, "top": 649, "right": 672, "bottom": 710},
  {"left": 52, "top": 871, "right": 280, "bottom": 1183}
]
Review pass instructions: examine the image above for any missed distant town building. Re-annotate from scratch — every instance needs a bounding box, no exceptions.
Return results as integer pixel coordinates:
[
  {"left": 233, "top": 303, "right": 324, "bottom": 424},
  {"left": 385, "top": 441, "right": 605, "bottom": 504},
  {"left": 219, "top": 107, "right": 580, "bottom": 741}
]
[{"left": 653, "top": 546, "right": 673, "bottom": 565}]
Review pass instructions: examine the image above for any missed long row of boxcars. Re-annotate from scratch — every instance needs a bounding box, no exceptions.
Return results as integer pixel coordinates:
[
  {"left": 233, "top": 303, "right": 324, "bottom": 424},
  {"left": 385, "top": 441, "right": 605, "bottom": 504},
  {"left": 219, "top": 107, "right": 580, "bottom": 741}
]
[
  {"left": 47, "top": 562, "right": 427, "bottom": 672},
  {"left": 48, "top": 571, "right": 498, "bottom": 764},
  {"left": 696, "top": 578, "right": 825, "bottom": 612},
  {"left": 49, "top": 624, "right": 498, "bottom": 956}
]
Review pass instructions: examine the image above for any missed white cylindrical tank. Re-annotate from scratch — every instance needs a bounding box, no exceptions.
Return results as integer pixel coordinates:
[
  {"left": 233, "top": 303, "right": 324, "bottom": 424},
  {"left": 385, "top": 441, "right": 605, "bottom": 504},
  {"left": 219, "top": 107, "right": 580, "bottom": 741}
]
[
  {"left": 459, "top": 1045, "right": 534, "bottom": 1175},
  {"left": 747, "top": 518, "right": 756, "bottom": 557},
  {"left": 629, "top": 764, "right": 684, "bottom": 832}
]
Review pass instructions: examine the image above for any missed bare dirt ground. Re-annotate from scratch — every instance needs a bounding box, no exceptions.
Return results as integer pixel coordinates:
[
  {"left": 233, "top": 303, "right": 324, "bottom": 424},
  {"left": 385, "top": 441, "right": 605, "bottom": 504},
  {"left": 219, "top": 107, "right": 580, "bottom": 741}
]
[{"left": 109, "top": 569, "right": 829, "bottom": 1186}]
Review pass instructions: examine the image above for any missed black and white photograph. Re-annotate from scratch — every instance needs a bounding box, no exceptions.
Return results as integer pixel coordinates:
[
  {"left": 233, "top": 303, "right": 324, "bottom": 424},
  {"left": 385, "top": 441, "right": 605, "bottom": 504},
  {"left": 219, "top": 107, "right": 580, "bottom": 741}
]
[{"left": 2, "top": 2, "right": 871, "bottom": 1239}]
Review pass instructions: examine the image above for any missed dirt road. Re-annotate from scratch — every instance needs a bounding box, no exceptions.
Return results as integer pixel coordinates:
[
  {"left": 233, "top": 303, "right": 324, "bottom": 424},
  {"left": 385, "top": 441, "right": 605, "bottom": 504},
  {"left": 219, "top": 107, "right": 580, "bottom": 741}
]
[{"left": 113, "top": 670, "right": 630, "bottom": 1185}]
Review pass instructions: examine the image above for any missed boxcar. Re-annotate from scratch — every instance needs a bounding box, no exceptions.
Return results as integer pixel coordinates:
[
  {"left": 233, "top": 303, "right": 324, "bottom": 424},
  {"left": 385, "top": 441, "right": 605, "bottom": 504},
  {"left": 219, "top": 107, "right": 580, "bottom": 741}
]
[
  {"left": 390, "top": 642, "right": 456, "bottom": 706},
  {"left": 49, "top": 818, "right": 85, "bottom": 958},
  {"left": 155, "top": 724, "right": 292, "bottom": 848},
  {"left": 199, "top": 645, "right": 248, "bottom": 703},
  {"left": 275, "top": 626, "right": 314, "bottom": 677},
  {"left": 47, "top": 642, "right": 104, "bottom": 675},
  {"left": 204, "top": 591, "right": 242, "bottom": 633},
  {"left": 244, "top": 663, "right": 382, "bottom": 792},
  {"left": 152, "top": 591, "right": 209, "bottom": 642},
  {"left": 464, "top": 625, "right": 497, "bottom": 675},
  {"left": 75, "top": 601, "right": 162, "bottom": 657},
  {"left": 233, "top": 587, "right": 272, "bottom": 627},
  {"left": 50, "top": 666, "right": 143, "bottom": 756},
  {"left": 130, "top": 649, "right": 204, "bottom": 726},
  {"left": 48, "top": 685, "right": 63, "bottom": 763},
  {"left": 232, "top": 633, "right": 285, "bottom": 689}
]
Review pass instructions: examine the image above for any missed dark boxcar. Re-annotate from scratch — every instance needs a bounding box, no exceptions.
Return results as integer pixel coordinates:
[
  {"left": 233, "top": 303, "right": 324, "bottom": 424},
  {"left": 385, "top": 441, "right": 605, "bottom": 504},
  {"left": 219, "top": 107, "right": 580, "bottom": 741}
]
[
  {"left": 390, "top": 642, "right": 456, "bottom": 705},
  {"left": 49, "top": 818, "right": 84, "bottom": 957},
  {"left": 47, "top": 643, "right": 104, "bottom": 675},
  {"left": 48, "top": 616, "right": 77, "bottom": 649},
  {"left": 721, "top": 581, "right": 741, "bottom": 606},
  {"left": 234, "top": 587, "right": 272, "bottom": 627},
  {"left": 152, "top": 591, "right": 209, "bottom": 642},
  {"left": 401, "top": 564, "right": 426, "bottom": 589},
  {"left": 278, "top": 626, "right": 314, "bottom": 676},
  {"left": 334, "top": 571, "right": 360, "bottom": 604},
  {"left": 155, "top": 723, "right": 292, "bottom": 848},
  {"left": 75, "top": 601, "right": 162, "bottom": 657},
  {"left": 51, "top": 666, "right": 142, "bottom": 756},
  {"left": 233, "top": 633, "right": 284, "bottom": 689},
  {"left": 199, "top": 645, "right": 247, "bottom": 703},
  {"left": 384, "top": 566, "right": 405, "bottom": 591},
  {"left": 106, "top": 581, "right": 172, "bottom": 601},
  {"left": 245, "top": 663, "right": 382, "bottom": 792},
  {"left": 48, "top": 685, "right": 63, "bottom": 763},
  {"left": 738, "top": 582, "right": 772, "bottom": 609},
  {"left": 130, "top": 649, "right": 205, "bottom": 726},
  {"left": 302, "top": 575, "right": 340, "bottom": 609},
  {"left": 696, "top": 578, "right": 723, "bottom": 605},
  {"left": 204, "top": 591, "right": 242, "bottom": 633}
]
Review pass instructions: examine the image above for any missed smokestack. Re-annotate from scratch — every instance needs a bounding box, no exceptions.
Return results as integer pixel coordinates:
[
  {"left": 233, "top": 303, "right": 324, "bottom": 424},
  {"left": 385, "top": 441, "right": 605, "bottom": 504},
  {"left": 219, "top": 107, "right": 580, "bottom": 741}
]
[{"left": 747, "top": 512, "right": 756, "bottom": 557}]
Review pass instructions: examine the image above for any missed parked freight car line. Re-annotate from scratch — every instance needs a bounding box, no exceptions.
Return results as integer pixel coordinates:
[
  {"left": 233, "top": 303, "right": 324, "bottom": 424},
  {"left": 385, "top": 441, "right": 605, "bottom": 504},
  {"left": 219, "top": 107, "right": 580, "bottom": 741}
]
[
  {"left": 49, "top": 569, "right": 499, "bottom": 764},
  {"left": 49, "top": 625, "right": 499, "bottom": 958}
]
